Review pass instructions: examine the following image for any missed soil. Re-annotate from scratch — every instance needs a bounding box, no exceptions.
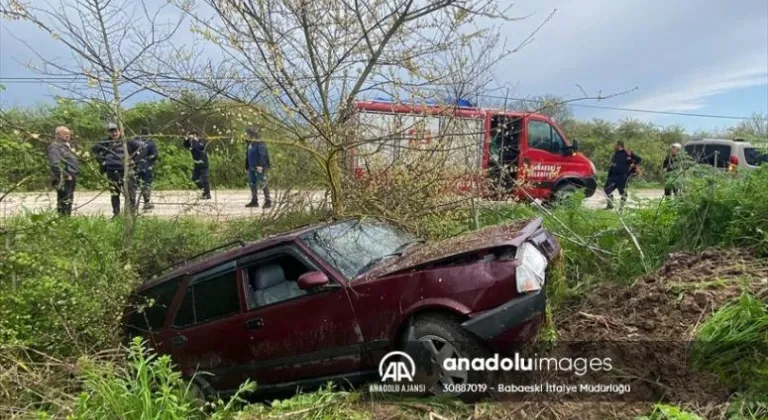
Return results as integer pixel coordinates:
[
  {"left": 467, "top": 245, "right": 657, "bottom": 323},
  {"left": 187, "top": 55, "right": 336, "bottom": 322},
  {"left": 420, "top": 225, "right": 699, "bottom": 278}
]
[
  {"left": 372, "top": 248, "right": 767, "bottom": 420},
  {"left": 526, "top": 248, "right": 767, "bottom": 419}
]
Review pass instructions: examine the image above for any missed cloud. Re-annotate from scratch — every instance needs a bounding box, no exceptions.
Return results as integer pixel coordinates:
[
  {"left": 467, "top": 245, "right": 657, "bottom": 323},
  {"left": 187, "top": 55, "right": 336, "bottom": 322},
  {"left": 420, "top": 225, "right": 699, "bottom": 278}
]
[{"left": 622, "top": 58, "right": 768, "bottom": 113}]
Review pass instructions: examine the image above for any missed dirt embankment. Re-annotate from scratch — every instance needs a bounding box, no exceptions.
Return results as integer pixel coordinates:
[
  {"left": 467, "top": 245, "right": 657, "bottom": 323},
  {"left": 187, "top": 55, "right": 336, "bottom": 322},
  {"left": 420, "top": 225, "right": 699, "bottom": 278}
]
[{"left": 537, "top": 248, "right": 766, "bottom": 419}]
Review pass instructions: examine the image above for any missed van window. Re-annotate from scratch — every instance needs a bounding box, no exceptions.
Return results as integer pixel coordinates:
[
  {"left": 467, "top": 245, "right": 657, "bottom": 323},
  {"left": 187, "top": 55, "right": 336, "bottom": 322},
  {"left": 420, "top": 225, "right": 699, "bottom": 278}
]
[
  {"left": 685, "top": 144, "right": 731, "bottom": 168},
  {"left": 744, "top": 147, "right": 766, "bottom": 166},
  {"left": 126, "top": 279, "right": 180, "bottom": 335},
  {"left": 527, "top": 120, "right": 565, "bottom": 154},
  {"left": 173, "top": 271, "right": 240, "bottom": 328},
  {"left": 705, "top": 145, "right": 731, "bottom": 168}
]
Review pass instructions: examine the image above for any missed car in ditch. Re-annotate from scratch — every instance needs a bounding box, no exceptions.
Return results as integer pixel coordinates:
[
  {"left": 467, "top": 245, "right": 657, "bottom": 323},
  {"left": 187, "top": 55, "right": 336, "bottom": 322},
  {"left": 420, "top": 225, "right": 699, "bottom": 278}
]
[{"left": 123, "top": 217, "right": 560, "bottom": 401}]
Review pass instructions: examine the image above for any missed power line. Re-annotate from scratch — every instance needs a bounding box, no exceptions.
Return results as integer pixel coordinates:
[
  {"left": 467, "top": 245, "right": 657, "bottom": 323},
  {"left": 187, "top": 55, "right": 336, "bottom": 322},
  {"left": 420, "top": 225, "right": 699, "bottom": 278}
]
[{"left": 0, "top": 75, "right": 765, "bottom": 121}]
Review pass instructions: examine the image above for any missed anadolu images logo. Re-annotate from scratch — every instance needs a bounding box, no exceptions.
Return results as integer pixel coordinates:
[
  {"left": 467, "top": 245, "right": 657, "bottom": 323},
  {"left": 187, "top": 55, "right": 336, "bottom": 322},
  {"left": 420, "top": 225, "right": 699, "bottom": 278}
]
[{"left": 378, "top": 351, "right": 415, "bottom": 383}]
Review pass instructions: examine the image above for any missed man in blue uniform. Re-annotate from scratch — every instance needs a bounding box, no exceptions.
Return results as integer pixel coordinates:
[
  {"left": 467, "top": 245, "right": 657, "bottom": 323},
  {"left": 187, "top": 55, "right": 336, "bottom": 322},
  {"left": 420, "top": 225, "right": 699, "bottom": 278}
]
[
  {"left": 183, "top": 130, "right": 211, "bottom": 200},
  {"left": 604, "top": 141, "right": 642, "bottom": 210},
  {"left": 133, "top": 127, "right": 158, "bottom": 210},
  {"left": 91, "top": 123, "right": 139, "bottom": 217},
  {"left": 245, "top": 126, "right": 272, "bottom": 209}
]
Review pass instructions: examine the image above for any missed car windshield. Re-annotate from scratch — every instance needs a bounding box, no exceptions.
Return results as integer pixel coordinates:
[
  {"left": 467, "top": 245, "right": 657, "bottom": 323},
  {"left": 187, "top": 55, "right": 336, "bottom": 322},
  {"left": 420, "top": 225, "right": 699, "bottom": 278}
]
[
  {"left": 300, "top": 219, "right": 416, "bottom": 279},
  {"left": 744, "top": 147, "right": 767, "bottom": 166}
]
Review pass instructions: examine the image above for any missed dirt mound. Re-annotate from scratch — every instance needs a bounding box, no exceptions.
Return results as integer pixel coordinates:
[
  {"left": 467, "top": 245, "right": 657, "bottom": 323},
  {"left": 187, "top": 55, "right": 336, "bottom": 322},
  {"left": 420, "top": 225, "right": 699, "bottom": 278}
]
[
  {"left": 545, "top": 248, "right": 767, "bottom": 418},
  {"left": 558, "top": 248, "right": 767, "bottom": 341}
]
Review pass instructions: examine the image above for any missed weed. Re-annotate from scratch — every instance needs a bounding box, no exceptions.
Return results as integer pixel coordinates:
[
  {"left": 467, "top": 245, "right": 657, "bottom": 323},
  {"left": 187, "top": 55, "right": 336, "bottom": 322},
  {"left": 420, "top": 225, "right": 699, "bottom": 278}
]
[
  {"left": 689, "top": 291, "right": 768, "bottom": 394},
  {"left": 637, "top": 404, "right": 706, "bottom": 420}
]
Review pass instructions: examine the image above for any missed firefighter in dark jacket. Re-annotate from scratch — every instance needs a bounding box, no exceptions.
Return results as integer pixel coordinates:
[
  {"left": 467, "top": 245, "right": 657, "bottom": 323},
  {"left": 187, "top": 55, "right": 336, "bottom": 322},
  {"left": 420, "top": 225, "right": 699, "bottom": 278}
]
[
  {"left": 183, "top": 130, "right": 211, "bottom": 200},
  {"left": 132, "top": 127, "right": 159, "bottom": 210},
  {"left": 245, "top": 126, "right": 272, "bottom": 208},
  {"left": 47, "top": 126, "right": 80, "bottom": 216},
  {"left": 604, "top": 140, "right": 642, "bottom": 210},
  {"left": 91, "top": 123, "right": 139, "bottom": 218}
]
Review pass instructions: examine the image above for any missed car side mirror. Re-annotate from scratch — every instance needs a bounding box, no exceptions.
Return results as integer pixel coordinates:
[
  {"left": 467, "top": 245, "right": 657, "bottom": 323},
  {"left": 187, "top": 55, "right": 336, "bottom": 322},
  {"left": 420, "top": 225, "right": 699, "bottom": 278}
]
[
  {"left": 571, "top": 139, "right": 579, "bottom": 152},
  {"left": 297, "top": 271, "right": 329, "bottom": 290}
]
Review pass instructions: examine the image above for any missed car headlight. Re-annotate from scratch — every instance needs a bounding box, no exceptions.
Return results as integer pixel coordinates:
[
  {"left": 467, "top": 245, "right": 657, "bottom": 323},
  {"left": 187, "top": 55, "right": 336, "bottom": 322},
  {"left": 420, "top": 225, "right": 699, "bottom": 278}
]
[{"left": 515, "top": 242, "right": 548, "bottom": 293}]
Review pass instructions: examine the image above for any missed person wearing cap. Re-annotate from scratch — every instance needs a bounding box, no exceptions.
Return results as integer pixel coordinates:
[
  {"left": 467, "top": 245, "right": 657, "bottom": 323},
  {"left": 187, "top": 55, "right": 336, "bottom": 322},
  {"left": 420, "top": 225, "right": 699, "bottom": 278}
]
[
  {"left": 47, "top": 126, "right": 80, "bottom": 216},
  {"left": 132, "top": 127, "right": 159, "bottom": 210},
  {"left": 183, "top": 130, "right": 211, "bottom": 200},
  {"left": 604, "top": 140, "right": 642, "bottom": 210},
  {"left": 244, "top": 126, "right": 272, "bottom": 208},
  {"left": 91, "top": 123, "right": 139, "bottom": 217},
  {"left": 662, "top": 143, "right": 684, "bottom": 198}
]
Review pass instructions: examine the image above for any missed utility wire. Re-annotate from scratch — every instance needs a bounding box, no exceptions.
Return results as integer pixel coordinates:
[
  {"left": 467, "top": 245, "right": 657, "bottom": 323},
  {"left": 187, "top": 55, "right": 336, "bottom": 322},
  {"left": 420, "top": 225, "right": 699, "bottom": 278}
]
[{"left": 0, "top": 76, "right": 765, "bottom": 121}]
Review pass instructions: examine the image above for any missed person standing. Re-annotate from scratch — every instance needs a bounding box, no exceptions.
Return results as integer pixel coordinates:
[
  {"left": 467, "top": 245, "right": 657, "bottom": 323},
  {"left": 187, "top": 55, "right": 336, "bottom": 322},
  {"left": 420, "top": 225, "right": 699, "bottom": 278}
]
[
  {"left": 133, "top": 127, "right": 158, "bottom": 210},
  {"left": 245, "top": 126, "right": 272, "bottom": 208},
  {"left": 91, "top": 123, "right": 138, "bottom": 218},
  {"left": 183, "top": 130, "right": 211, "bottom": 200},
  {"left": 47, "top": 126, "right": 80, "bottom": 216},
  {"left": 604, "top": 140, "right": 642, "bottom": 210},
  {"left": 662, "top": 143, "right": 683, "bottom": 198}
]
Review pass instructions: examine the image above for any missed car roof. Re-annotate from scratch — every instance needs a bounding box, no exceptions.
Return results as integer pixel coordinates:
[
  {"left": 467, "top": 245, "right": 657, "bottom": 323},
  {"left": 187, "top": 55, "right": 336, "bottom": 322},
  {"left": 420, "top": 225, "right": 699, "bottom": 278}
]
[
  {"left": 685, "top": 138, "right": 752, "bottom": 147},
  {"left": 136, "top": 219, "right": 340, "bottom": 293}
]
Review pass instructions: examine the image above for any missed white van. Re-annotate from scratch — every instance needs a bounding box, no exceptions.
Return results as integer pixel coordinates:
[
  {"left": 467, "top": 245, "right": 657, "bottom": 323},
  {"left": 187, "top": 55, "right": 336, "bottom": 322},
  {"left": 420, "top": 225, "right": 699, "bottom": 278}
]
[{"left": 683, "top": 138, "right": 766, "bottom": 171}]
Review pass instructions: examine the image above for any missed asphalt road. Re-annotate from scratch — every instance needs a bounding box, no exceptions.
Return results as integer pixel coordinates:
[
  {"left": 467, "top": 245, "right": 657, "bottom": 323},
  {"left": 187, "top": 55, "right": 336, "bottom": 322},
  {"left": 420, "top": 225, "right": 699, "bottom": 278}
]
[{"left": 0, "top": 188, "right": 666, "bottom": 219}]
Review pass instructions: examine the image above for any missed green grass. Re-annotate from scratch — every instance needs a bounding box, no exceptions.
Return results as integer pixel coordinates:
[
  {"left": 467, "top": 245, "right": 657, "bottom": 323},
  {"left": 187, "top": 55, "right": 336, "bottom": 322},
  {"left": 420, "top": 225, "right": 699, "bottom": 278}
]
[{"left": 689, "top": 291, "right": 768, "bottom": 394}]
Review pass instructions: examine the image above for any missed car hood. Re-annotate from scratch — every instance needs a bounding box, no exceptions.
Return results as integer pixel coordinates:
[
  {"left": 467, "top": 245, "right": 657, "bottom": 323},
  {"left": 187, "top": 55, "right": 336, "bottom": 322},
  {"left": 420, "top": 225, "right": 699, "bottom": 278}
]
[{"left": 360, "top": 217, "right": 545, "bottom": 279}]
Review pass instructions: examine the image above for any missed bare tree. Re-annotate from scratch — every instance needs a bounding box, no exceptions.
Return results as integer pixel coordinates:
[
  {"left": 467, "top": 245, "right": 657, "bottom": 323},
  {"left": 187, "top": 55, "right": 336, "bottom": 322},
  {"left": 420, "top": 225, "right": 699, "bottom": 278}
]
[
  {"left": 512, "top": 93, "right": 575, "bottom": 124},
  {"left": 0, "top": 0, "right": 183, "bottom": 241},
  {"left": 154, "top": 0, "right": 515, "bottom": 214},
  {"left": 728, "top": 113, "right": 768, "bottom": 141}
]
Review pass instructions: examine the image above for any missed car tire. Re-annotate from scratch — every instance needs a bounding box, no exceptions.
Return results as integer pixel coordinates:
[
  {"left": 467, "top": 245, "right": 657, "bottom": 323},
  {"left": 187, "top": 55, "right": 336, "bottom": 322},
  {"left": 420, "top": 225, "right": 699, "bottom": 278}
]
[
  {"left": 186, "top": 375, "right": 216, "bottom": 408},
  {"left": 401, "top": 314, "right": 496, "bottom": 403}
]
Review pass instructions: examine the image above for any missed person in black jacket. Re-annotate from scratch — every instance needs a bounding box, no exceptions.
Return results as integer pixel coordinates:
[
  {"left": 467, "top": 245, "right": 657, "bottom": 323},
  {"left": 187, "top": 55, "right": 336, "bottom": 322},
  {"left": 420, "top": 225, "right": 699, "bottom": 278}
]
[
  {"left": 47, "top": 126, "right": 80, "bottom": 216},
  {"left": 245, "top": 126, "right": 271, "bottom": 208},
  {"left": 604, "top": 140, "right": 642, "bottom": 210},
  {"left": 133, "top": 127, "right": 159, "bottom": 210},
  {"left": 91, "top": 123, "right": 139, "bottom": 217},
  {"left": 183, "top": 130, "right": 211, "bottom": 200}
]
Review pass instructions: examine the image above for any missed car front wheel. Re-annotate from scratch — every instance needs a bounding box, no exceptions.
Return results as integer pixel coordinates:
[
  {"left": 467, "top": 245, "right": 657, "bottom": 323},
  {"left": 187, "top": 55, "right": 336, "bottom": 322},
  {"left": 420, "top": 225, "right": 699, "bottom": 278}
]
[{"left": 401, "top": 314, "right": 496, "bottom": 403}]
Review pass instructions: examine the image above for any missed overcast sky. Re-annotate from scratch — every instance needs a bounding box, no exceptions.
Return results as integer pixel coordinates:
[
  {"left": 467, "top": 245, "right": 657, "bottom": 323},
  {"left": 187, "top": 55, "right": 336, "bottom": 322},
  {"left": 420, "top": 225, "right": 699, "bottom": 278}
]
[{"left": 1, "top": 0, "right": 766, "bottom": 132}]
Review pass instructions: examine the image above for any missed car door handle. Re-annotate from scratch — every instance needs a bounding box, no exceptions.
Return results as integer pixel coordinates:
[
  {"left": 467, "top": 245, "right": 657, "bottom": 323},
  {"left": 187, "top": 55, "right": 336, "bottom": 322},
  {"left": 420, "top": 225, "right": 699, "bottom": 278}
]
[
  {"left": 171, "top": 335, "right": 187, "bottom": 347},
  {"left": 246, "top": 318, "right": 264, "bottom": 330}
]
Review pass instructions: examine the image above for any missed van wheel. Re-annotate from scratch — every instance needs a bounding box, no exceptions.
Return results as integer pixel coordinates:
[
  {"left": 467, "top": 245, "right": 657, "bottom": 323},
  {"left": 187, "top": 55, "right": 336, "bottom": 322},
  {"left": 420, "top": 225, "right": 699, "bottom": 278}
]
[
  {"left": 550, "top": 183, "right": 579, "bottom": 206},
  {"left": 401, "top": 314, "right": 496, "bottom": 403}
]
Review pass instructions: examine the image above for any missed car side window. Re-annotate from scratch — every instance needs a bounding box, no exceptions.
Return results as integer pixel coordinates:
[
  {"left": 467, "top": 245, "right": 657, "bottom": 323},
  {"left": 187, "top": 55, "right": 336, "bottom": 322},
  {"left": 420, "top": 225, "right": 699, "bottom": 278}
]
[
  {"left": 244, "top": 252, "right": 315, "bottom": 310},
  {"left": 527, "top": 120, "right": 564, "bottom": 154},
  {"left": 173, "top": 270, "right": 240, "bottom": 328},
  {"left": 127, "top": 279, "right": 180, "bottom": 335}
]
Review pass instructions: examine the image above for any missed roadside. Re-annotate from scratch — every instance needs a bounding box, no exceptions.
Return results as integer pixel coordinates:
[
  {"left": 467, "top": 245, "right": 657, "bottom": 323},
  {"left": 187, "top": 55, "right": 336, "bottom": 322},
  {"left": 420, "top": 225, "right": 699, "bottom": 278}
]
[{"left": 0, "top": 188, "right": 666, "bottom": 219}]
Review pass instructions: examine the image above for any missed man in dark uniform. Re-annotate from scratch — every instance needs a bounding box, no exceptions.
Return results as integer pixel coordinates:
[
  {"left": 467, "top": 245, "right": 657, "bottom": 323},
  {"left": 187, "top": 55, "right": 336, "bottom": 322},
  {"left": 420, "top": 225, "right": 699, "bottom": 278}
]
[
  {"left": 183, "top": 130, "right": 211, "bottom": 200},
  {"left": 133, "top": 127, "right": 158, "bottom": 210},
  {"left": 245, "top": 126, "right": 272, "bottom": 208},
  {"left": 47, "top": 126, "right": 80, "bottom": 216},
  {"left": 91, "top": 123, "right": 139, "bottom": 218},
  {"left": 604, "top": 140, "right": 642, "bottom": 210}
]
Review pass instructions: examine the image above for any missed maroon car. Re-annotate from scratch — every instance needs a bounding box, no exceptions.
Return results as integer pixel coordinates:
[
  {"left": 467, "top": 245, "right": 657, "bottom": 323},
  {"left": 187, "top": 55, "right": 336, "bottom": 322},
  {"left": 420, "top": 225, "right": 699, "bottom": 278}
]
[{"left": 124, "top": 217, "right": 559, "bottom": 401}]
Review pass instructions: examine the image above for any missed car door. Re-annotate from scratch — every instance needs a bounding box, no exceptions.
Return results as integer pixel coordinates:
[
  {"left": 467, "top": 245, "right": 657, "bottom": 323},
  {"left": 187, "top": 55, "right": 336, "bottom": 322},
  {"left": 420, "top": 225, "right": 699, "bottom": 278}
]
[
  {"left": 519, "top": 118, "right": 574, "bottom": 200},
  {"left": 232, "top": 244, "right": 364, "bottom": 389},
  {"left": 167, "top": 261, "right": 247, "bottom": 391}
]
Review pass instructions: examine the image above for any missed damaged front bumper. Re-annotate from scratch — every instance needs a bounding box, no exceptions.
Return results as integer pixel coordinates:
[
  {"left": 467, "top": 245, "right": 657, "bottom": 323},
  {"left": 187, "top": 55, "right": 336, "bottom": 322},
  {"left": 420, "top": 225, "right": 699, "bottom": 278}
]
[{"left": 460, "top": 288, "right": 546, "bottom": 341}]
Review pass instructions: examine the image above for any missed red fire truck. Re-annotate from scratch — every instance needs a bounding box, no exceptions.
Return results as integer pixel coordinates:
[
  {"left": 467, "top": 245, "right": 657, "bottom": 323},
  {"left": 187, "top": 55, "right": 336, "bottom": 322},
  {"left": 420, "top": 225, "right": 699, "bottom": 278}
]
[{"left": 349, "top": 99, "right": 598, "bottom": 203}]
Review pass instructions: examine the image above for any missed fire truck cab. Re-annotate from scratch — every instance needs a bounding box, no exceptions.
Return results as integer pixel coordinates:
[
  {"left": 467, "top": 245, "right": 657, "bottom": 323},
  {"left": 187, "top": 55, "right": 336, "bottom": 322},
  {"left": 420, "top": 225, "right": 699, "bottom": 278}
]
[{"left": 351, "top": 99, "right": 598, "bottom": 203}]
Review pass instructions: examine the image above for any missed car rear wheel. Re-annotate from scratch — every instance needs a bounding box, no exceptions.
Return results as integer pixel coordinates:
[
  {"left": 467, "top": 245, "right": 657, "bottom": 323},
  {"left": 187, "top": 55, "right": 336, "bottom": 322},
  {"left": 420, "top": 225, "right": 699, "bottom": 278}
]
[{"left": 402, "top": 314, "right": 496, "bottom": 403}]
